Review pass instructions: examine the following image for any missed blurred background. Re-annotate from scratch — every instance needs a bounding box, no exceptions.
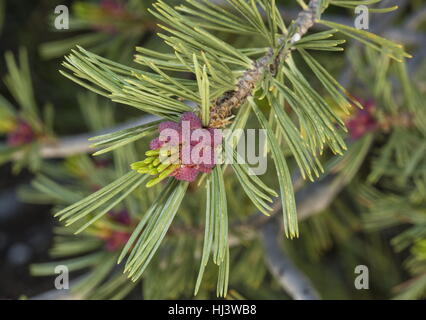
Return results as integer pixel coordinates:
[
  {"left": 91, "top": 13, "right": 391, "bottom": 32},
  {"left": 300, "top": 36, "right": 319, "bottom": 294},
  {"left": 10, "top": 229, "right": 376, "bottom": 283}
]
[{"left": 0, "top": 0, "right": 425, "bottom": 300}]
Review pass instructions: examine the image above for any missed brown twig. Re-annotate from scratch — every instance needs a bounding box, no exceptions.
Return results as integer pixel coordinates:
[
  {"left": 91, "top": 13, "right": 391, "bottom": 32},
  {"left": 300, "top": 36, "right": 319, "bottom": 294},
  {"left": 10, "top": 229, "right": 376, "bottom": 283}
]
[{"left": 209, "top": 0, "right": 321, "bottom": 128}]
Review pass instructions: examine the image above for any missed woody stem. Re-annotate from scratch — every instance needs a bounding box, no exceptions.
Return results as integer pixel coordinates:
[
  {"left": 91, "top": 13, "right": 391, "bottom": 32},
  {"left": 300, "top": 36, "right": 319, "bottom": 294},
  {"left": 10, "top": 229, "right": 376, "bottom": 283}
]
[{"left": 208, "top": 0, "right": 323, "bottom": 128}]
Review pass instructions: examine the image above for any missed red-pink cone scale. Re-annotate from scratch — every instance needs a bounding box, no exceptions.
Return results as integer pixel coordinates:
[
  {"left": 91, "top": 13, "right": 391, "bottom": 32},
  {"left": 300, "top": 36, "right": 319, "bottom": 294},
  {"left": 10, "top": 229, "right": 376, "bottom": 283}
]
[{"left": 131, "top": 112, "right": 222, "bottom": 186}]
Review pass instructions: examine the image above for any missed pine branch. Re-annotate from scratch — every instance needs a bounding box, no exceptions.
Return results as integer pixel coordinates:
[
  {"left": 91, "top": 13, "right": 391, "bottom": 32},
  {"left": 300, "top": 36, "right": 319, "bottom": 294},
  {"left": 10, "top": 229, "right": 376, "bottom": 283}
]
[
  {"left": 262, "top": 219, "right": 320, "bottom": 300},
  {"left": 259, "top": 174, "right": 348, "bottom": 300},
  {"left": 26, "top": 171, "right": 332, "bottom": 301},
  {"left": 209, "top": 0, "right": 322, "bottom": 128},
  {"left": 338, "top": 0, "right": 413, "bottom": 89},
  {"left": 50, "top": 0, "right": 411, "bottom": 296},
  {"left": 12, "top": 114, "right": 159, "bottom": 159},
  {"left": 169, "top": 171, "right": 344, "bottom": 244}
]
